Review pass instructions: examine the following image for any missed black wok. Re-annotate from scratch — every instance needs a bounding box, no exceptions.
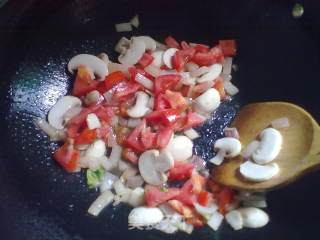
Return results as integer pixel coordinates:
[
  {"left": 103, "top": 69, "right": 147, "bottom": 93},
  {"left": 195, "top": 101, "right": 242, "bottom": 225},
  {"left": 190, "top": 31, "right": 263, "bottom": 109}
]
[{"left": 0, "top": 0, "right": 320, "bottom": 239}]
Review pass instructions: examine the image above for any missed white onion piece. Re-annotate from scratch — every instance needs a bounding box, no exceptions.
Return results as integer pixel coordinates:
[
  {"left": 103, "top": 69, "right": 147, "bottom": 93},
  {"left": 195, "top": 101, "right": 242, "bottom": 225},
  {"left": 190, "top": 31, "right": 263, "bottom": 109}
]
[
  {"left": 185, "top": 62, "right": 199, "bottom": 72},
  {"left": 76, "top": 144, "right": 89, "bottom": 151},
  {"left": 241, "top": 140, "right": 260, "bottom": 159},
  {"left": 224, "top": 81, "right": 239, "bottom": 96},
  {"left": 271, "top": 117, "right": 290, "bottom": 129},
  {"left": 197, "top": 64, "right": 222, "bottom": 83},
  {"left": 128, "top": 187, "right": 145, "bottom": 207},
  {"left": 207, "top": 212, "right": 224, "bottom": 231},
  {"left": 84, "top": 90, "right": 101, "bottom": 106},
  {"left": 115, "top": 37, "right": 130, "bottom": 54},
  {"left": 151, "top": 51, "right": 164, "bottom": 67},
  {"left": 100, "top": 172, "right": 119, "bottom": 193},
  {"left": 225, "top": 210, "right": 243, "bottom": 230},
  {"left": 130, "top": 14, "right": 139, "bottom": 28},
  {"left": 163, "top": 48, "right": 178, "bottom": 69},
  {"left": 113, "top": 180, "right": 128, "bottom": 196},
  {"left": 187, "top": 85, "right": 194, "bottom": 98},
  {"left": 133, "top": 36, "right": 157, "bottom": 51},
  {"left": 180, "top": 72, "right": 196, "bottom": 85},
  {"left": 191, "top": 66, "right": 209, "bottom": 77},
  {"left": 238, "top": 207, "right": 269, "bottom": 228},
  {"left": 88, "top": 190, "right": 114, "bottom": 216},
  {"left": 103, "top": 90, "right": 113, "bottom": 104},
  {"left": 109, "top": 144, "right": 122, "bottom": 167},
  {"left": 35, "top": 118, "right": 66, "bottom": 141},
  {"left": 194, "top": 203, "right": 218, "bottom": 217},
  {"left": 224, "top": 127, "right": 240, "bottom": 139},
  {"left": 155, "top": 219, "right": 178, "bottom": 234},
  {"left": 177, "top": 221, "right": 194, "bottom": 234},
  {"left": 118, "top": 38, "right": 146, "bottom": 66},
  {"left": 159, "top": 203, "right": 177, "bottom": 216},
  {"left": 121, "top": 167, "right": 138, "bottom": 181},
  {"left": 144, "top": 64, "right": 162, "bottom": 77},
  {"left": 107, "top": 127, "right": 117, "bottom": 147},
  {"left": 148, "top": 96, "right": 154, "bottom": 109},
  {"left": 115, "top": 22, "right": 132, "bottom": 32},
  {"left": 184, "top": 128, "right": 200, "bottom": 140},
  {"left": 221, "top": 74, "right": 232, "bottom": 82},
  {"left": 135, "top": 73, "right": 154, "bottom": 90},
  {"left": 118, "top": 159, "right": 132, "bottom": 172},
  {"left": 86, "top": 113, "right": 101, "bottom": 130},
  {"left": 155, "top": 41, "right": 168, "bottom": 51},
  {"left": 126, "top": 175, "right": 144, "bottom": 189},
  {"left": 222, "top": 57, "right": 233, "bottom": 75},
  {"left": 62, "top": 105, "right": 82, "bottom": 124},
  {"left": 188, "top": 155, "right": 206, "bottom": 172},
  {"left": 86, "top": 140, "right": 106, "bottom": 158},
  {"left": 127, "top": 118, "right": 142, "bottom": 128}
]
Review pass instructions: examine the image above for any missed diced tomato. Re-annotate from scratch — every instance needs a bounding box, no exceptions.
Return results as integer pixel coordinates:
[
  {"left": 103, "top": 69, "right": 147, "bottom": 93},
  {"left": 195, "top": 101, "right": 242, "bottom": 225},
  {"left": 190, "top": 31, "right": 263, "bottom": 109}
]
[
  {"left": 123, "top": 119, "right": 146, "bottom": 153},
  {"left": 145, "top": 185, "right": 180, "bottom": 207},
  {"left": 141, "top": 127, "right": 157, "bottom": 149},
  {"left": 180, "top": 85, "right": 191, "bottom": 97},
  {"left": 193, "top": 44, "right": 210, "bottom": 53},
  {"left": 217, "top": 187, "right": 235, "bottom": 214},
  {"left": 74, "top": 128, "right": 97, "bottom": 146},
  {"left": 96, "top": 121, "right": 111, "bottom": 142},
  {"left": 183, "top": 112, "right": 206, "bottom": 130},
  {"left": 154, "top": 74, "right": 182, "bottom": 94},
  {"left": 192, "top": 45, "right": 224, "bottom": 66},
  {"left": 128, "top": 66, "right": 154, "bottom": 81},
  {"left": 180, "top": 47, "right": 196, "bottom": 60},
  {"left": 219, "top": 40, "right": 236, "bottom": 57},
  {"left": 156, "top": 127, "right": 173, "bottom": 148},
  {"left": 192, "top": 81, "right": 215, "bottom": 98},
  {"left": 146, "top": 109, "right": 180, "bottom": 127},
  {"left": 168, "top": 200, "right": 194, "bottom": 218},
  {"left": 137, "top": 53, "right": 154, "bottom": 68},
  {"left": 191, "top": 173, "right": 206, "bottom": 194},
  {"left": 173, "top": 179, "right": 197, "bottom": 206},
  {"left": 168, "top": 161, "right": 194, "bottom": 181},
  {"left": 197, "top": 191, "right": 211, "bottom": 207},
  {"left": 94, "top": 105, "right": 114, "bottom": 123},
  {"left": 154, "top": 93, "right": 171, "bottom": 110},
  {"left": 122, "top": 148, "right": 138, "bottom": 164},
  {"left": 213, "top": 77, "right": 226, "bottom": 99},
  {"left": 180, "top": 41, "right": 190, "bottom": 50},
  {"left": 66, "top": 107, "right": 95, "bottom": 138},
  {"left": 164, "top": 90, "right": 188, "bottom": 112},
  {"left": 172, "top": 51, "right": 185, "bottom": 72},
  {"left": 53, "top": 139, "right": 80, "bottom": 172},
  {"left": 164, "top": 36, "right": 180, "bottom": 49},
  {"left": 112, "top": 81, "right": 141, "bottom": 100},
  {"left": 186, "top": 214, "right": 205, "bottom": 227},
  {"left": 71, "top": 66, "right": 98, "bottom": 97},
  {"left": 97, "top": 71, "right": 126, "bottom": 94}
]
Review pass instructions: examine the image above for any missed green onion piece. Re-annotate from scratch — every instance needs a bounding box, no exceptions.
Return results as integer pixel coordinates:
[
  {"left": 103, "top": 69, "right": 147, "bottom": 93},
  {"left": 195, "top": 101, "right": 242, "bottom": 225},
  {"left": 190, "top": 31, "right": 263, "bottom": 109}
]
[
  {"left": 86, "top": 167, "right": 105, "bottom": 188},
  {"left": 292, "top": 3, "right": 304, "bottom": 18}
]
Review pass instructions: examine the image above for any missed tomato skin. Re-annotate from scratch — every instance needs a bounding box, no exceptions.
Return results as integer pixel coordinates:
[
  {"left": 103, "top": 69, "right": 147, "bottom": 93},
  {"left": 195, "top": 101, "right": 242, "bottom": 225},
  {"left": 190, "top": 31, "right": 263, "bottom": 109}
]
[
  {"left": 193, "top": 44, "right": 210, "bottom": 53},
  {"left": 168, "top": 200, "right": 194, "bottom": 218},
  {"left": 191, "top": 45, "right": 224, "bottom": 66},
  {"left": 128, "top": 66, "right": 154, "bottom": 81},
  {"left": 168, "top": 161, "right": 194, "bottom": 181},
  {"left": 112, "top": 81, "right": 141, "bottom": 100},
  {"left": 217, "top": 187, "right": 235, "bottom": 214},
  {"left": 197, "top": 191, "right": 210, "bottom": 206},
  {"left": 145, "top": 185, "right": 180, "bottom": 207},
  {"left": 183, "top": 112, "right": 206, "bottom": 130},
  {"left": 141, "top": 127, "right": 157, "bottom": 149},
  {"left": 146, "top": 109, "right": 180, "bottom": 127},
  {"left": 122, "top": 148, "right": 139, "bottom": 164},
  {"left": 219, "top": 40, "right": 236, "bottom": 57},
  {"left": 172, "top": 51, "right": 185, "bottom": 72},
  {"left": 154, "top": 93, "right": 171, "bottom": 110},
  {"left": 74, "top": 128, "right": 97, "bottom": 146},
  {"left": 71, "top": 66, "right": 98, "bottom": 97},
  {"left": 97, "top": 71, "right": 126, "bottom": 94},
  {"left": 164, "top": 36, "right": 180, "bottom": 49},
  {"left": 154, "top": 74, "right": 182, "bottom": 94},
  {"left": 156, "top": 127, "right": 173, "bottom": 148},
  {"left": 164, "top": 90, "right": 188, "bottom": 112},
  {"left": 191, "top": 173, "right": 206, "bottom": 194},
  {"left": 213, "top": 77, "right": 226, "bottom": 99},
  {"left": 123, "top": 119, "right": 146, "bottom": 153},
  {"left": 53, "top": 140, "right": 80, "bottom": 172},
  {"left": 137, "top": 53, "right": 154, "bottom": 68}
]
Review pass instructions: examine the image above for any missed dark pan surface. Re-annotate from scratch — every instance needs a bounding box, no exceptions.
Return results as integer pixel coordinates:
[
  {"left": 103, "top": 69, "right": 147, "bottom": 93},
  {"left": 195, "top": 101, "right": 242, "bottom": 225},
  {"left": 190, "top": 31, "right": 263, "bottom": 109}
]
[{"left": 0, "top": 1, "right": 320, "bottom": 239}]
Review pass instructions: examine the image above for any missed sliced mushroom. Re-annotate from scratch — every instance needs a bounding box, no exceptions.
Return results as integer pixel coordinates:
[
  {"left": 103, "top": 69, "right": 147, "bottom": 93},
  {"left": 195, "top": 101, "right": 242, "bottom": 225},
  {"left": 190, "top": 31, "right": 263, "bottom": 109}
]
[
  {"left": 118, "top": 37, "right": 146, "bottom": 66},
  {"left": 127, "top": 91, "right": 150, "bottom": 118},
  {"left": 214, "top": 137, "right": 242, "bottom": 158},
  {"left": 163, "top": 48, "right": 178, "bottom": 69},
  {"left": 237, "top": 207, "right": 269, "bottom": 228},
  {"left": 48, "top": 96, "right": 81, "bottom": 129},
  {"left": 98, "top": 52, "right": 109, "bottom": 65},
  {"left": 225, "top": 210, "right": 243, "bottom": 230},
  {"left": 240, "top": 161, "right": 280, "bottom": 182},
  {"left": 68, "top": 54, "right": 108, "bottom": 79},
  {"left": 164, "top": 136, "right": 193, "bottom": 162},
  {"left": 252, "top": 128, "right": 283, "bottom": 164},
  {"left": 196, "top": 63, "right": 222, "bottom": 83},
  {"left": 133, "top": 36, "right": 157, "bottom": 51},
  {"left": 114, "top": 37, "right": 130, "bottom": 54},
  {"left": 193, "top": 88, "right": 220, "bottom": 113}
]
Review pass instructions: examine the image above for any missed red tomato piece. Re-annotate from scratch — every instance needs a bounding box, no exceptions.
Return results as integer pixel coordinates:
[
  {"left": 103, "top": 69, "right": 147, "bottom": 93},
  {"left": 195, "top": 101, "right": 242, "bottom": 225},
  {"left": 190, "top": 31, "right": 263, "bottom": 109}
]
[
  {"left": 168, "top": 161, "right": 194, "bottom": 181},
  {"left": 137, "top": 53, "right": 154, "bottom": 68},
  {"left": 94, "top": 105, "right": 114, "bottom": 123},
  {"left": 154, "top": 93, "right": 171, "bottom": 110},
  {"left": 219, "top": 40, "right": 236, "bottom": 57},
  {"left": 213, "top": 77, "right": 226, "bottom": 99},
  {"left": 183, "top": 112, "right": 206, "bottom": 130},
  {"left": 192, "top": 81, "right": 215, "bottom": 98},
  {"left": 164, "top": 90, "right": 188, "bottom": 112},
  {"left": 168, "top": 200, "right": 194, "bottom": 218},
  {"left": 193, "top": 44, "right": 210, "bottom": 53},
  {"left": 180, "top": 41, "right": 190, "bottom": 50},
  {"left": 97, "top": 71, "right": 126, "bottom": 94},
  {"left": 186, "top": 214, "right": 206, "bottom": 227},
  {"left": 172, "top": 51, "right": 185, "bottom": 72},
  {"left": 156, "top": 127, "right": 173, "bottom": 148},
  {"left": 145, "top": 185, "right": 180, "bottom": 207},
  {"left": 122, "top": 148, "right": 139, "bottom": 164},
  {"left": 164, "top": 36, "right": 180, "bottom": 49},
  {"left": 53, "top": 139, "right": 80, "bottom": 172},
  {"left": 197, "top": 191, "right": 211, "bottom": 207},
  {"left": 112, "top": 81, "right": 141, "bottom": 100},
  {"left": 217, "top": 187, "right": 235, "bottom": 214},
  {"left": 96, "top": 120, "right": 111, "bottom": 142},
  {"left": 123, "top": 119, "right": 146, "bottom": 153},
  {"left": 71, "top": 66, "right": 98, "bottom": 97},
  {"left": 192, "top": 45, "right": 224, "bottom": 66},
  {"left": 141, "top": 127, "right": 157, "bottom": 149},
  {"left": 128, "top": 66, "right": 154, "bottom": 81},
  {"left": 172, "top": 179, "right": 197, "bottom": 206},
  {"left": 191, "top": 173, "right": 206, "bottom": 194},
  {"left": 154, "top": 74, "right": 182, "bottom": 94},
  {"left": 74, "top": 128, "right": 97, "bottom": 146},
  {"left": 146, "top": 109, "right": 180, "bottom": 127}
]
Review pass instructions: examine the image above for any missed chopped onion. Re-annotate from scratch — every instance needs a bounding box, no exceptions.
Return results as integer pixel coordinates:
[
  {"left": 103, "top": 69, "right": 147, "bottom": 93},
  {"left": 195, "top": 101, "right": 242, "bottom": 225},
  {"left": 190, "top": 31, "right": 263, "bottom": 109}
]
[
  {"left": 35, "top": 118, "right": 66, "bottom": 141},
  {"left": 221, "top": 73, "right": 232, "bottom": 82},
  {"left": 118, "top": 117, "right": 128, "bottom": 126},
  {"left": 103, "top": 90, "right": 113, "bottom": 104},
  {"left": 180, "top": 72, "right": 196, "bottom": 86},
  {"left": 155, "top": 219, "right": 178, "bottom": 234},
  {"left": 241, "top": 140, "right": 260, "bottom": 159},
  {"left": 107, "top": 127, "right": 117, "bottom": 147},
  {"left": 113, "top": 179, "right": 127, "bottom": 196},
  {"left": 121, "top": 167, "right": 138, "bottom": 181},
  {"left": 127, "top": 118, "right": 142, "bottom": 128},
  {"left": 222, "top": 57, "right": 233, "bottom": 75},
  {"left": 224, "top": 127, "right": 240, "bottom": 139},
  {"left": 130, "top": 14, "right": 139, "bottom": 28},
  {"left": 190, "top": 66, "right": 209, "bottom": 77},
  {"left": 159, "top": 203, "right": 177, "bottom": 217},
  {"left": 76, "top": 144, "right": 89, "bottom": 151},
  {"left": 126, "top": 175, "right": 144, "bottom": 189},
  {"left": 225, "top": 210, "right": 243, "bottom": 230},
  {"left": 243, "top": 200, "right": 267, "bottom": 208},
  {"left": 224, "top": 81, "right": 239, "bottom": 96},
  {"left": 225, "top": 200, "right": 240, "bottom": 212},
  {"left": 185, "top": 62, "right": 199, "bottom": 72},
  {"left": 86, "top": 113, "right": 101, "bottom": 130},
  {"left": 188, "top": 155, "right": 206, "bottom": 172},
  {"left": 62, "top": 105, "right": 82, "bottom": 124},
  {"left": 100, "top": 155, "right": 115, "bottom": 171},
  {"left": 177, "top": 221, "right": 194, "bottom": 234},
  {"left": 84, "top": 90, "right": 102, "bottom": 106},
  {"left": 184, "top": 128, "right": 200, "bottom": 140},
  {"left": 88, "top": 190, "right": 114, "bottom": 216},
  {"left": 115, "top": 22, "right": 132, "bottom": 32},
  {"left": 207, "top": 212, "right": 224, "bottom": 231},
  {"left": 187, "top": 85, "right": 194, "bottom": 98},
  {"left": 135, "top": 73, "right": 154, "bottom": 90},
  {"left": 100, "top": 171, "right": 119, "bottom": 193},
  {"left": 155, "top": 41, "right": 168, "bottom": 51},
  {"left": 271, "top": 117, "right": 290, "bottom": 129},
  {"left": 144, "top": 64, "right": 162, "bottom": 77},
  {"left": 128, "top": 187, "right": 145, "bottom": 207},
  {"left": 109, "top": 144, "right": 122, "bottom": 167},
  {"left": 194, "top": 203, "right": 218, "bottom": 217},
  {"left": 118, "top": 159, "right": 132, "bottom": 172}
]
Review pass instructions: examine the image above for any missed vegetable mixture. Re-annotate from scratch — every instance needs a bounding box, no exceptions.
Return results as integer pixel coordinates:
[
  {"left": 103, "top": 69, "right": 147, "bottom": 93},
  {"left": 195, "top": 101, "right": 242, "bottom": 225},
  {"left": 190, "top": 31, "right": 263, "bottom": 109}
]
[{"left": 37, "top": 35, "right": 285, "bottom": 234}]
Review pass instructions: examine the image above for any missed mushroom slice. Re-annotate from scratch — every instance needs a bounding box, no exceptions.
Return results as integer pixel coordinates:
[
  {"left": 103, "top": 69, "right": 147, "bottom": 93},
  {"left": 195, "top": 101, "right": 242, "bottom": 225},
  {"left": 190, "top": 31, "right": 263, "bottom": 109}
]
[
  {"left": 133, "top": 36, "right": 157, "bottom": 51},
  {"left": 225, "top": 210, "right": 243, "bottom": 230},
  {"left": 48, "top": 96, "right": 81, "bottom": 130},
  {"left": 118, "top": 37, "right": 146, "bottom": 66},
  {"left": 237, "top": 207, "right": 269, "bottom": 228},
  {"left": 214, "top": 137, "right": 242, "bottom": 158},
  {"left": 127, "top": 91, "right": 150, "bottom": 118},
  {"left": 194, "top": 88, "right": 220, "bottom": 113},
  {"left": 138, "top": 150, "right": 164, "bottom": 186},
  {"left": 68, "top": 54, "right": 108, "bottom": 79},
  {"left": 164, "top": 136, "right": 193, "bottom": 162},
  {"left": 240, "top": 161, "right": 280, "bottom": 182}
]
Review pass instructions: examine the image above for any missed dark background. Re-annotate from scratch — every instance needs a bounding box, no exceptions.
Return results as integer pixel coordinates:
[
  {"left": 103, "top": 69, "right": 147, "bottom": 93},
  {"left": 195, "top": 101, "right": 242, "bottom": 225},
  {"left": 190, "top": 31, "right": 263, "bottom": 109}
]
[{"left": 0, "top": 0, "right": 320, "bottom": 239}]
